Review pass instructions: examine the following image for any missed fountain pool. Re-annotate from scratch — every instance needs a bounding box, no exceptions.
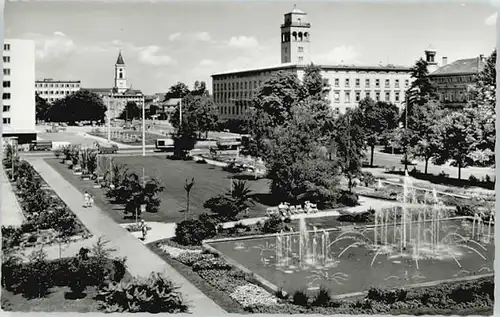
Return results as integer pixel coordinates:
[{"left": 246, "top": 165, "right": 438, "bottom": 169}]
[{"left": 206, "top": 174, "right": 495, "bottom": 296}]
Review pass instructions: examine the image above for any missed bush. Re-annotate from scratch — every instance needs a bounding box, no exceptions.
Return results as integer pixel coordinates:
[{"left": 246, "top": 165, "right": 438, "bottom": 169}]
[
  {"left": 174, "top": 218, "right": 217, "bottom": 246},
  {"left": 15, "top": 249, "right": 54, "bottom": 298},
  {"left": 338, "top": 209, "right": 375, "bottom": 223},
  {"left": 292, "top": 289, "right": 309, "bottom": 307},
  {"left": 175, "top": 252, "right": 213, "bottom": 266},
  {"left": 2, "top": 226, "right": 23, "bottom": 250},
  {"left": 275, "top": 287, "right": 289, "bottom": 300},
  {"left": 262, "top": 214, "right": 285, "bottom": 234},
  {"left": 338, "top": 191, "right": 359, "bottom": 207},
  {"left": 312, "top": 286, "right": 332, "bottom": 307},
  {"left": 362, "top": 172, "right": 376, "bottom": 186},
  {"left": 203, "top": 195, "right": 241, "bottom": 221},
  {"left": 97, "top": 273, "right": 189, "bottom": 313}
]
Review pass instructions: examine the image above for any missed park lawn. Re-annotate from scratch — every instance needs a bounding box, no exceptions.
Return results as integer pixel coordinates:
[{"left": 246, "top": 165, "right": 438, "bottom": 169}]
[
  {"left": 46, "top": 156, "right": 272, "bottom": 224},
  {"left": 2, "top": 287, "right": 100, "bottom": 312}
]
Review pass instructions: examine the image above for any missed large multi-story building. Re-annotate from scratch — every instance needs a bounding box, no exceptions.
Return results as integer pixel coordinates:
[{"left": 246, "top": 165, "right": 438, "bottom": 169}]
[
  {"left": 429, "top": 54, "right": 486, "bottom": 108},
  {"left": 2, "top": 39, "right": 37, "bottom": 144},
  {"left": 35, "top": 79, "right": 81, "bottom": 103},
  {"left": 212, "top": 7, "right": 414, "bottom": 120},
  {"left": 82, "top": 51, "right": 144, "bottom": 118}
]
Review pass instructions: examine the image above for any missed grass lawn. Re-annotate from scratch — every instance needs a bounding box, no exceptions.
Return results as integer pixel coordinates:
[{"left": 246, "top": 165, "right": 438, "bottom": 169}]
[
  {"left": 46, "top": 156, "right": 273, "bottom": 224},
  {"left": 2, "top": 287, "right": 101, "bottom": 312}
]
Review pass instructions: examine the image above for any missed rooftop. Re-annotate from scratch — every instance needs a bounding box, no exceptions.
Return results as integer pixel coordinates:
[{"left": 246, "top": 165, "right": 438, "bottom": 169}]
[
  {"left": 82, "top": 87, "right": 144, "bottom": 96},
  {"left": 430, "top": 57, "right": 485, "bottom": 76},
  {"left": 212, "top": 62, "right": 412, "bottom": 77},
  {"left": 36, "top": 79, "right": 81, "bottom": 83},
  {"left": 116, "top": 51, "right": 125, "bottom": 65}
]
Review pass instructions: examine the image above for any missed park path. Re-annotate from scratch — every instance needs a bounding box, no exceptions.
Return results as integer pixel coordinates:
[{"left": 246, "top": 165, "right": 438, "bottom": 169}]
[
  {"left": 1, "top": 165, "right": 25, "bottom": 227},
  {"left": 27, "top": 158, "right": 226, "bottom": 315}
]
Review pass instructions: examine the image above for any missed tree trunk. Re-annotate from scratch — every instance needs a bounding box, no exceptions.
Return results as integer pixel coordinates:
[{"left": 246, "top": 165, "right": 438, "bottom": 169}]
[
  {"left": 205, "top": 131, "right": 208, "bottom": 139},
  {"left": 424, "top": 157, "right": 429, "bottom": 175},
  {"left": 404, "top": 151, "right": 408, "bottom": 172},
  {"left": 185, "top": 193, "right": 190, "bottom": 220},
  {"left": 370, "top": 145, "right": 375, "bottom": 167}
]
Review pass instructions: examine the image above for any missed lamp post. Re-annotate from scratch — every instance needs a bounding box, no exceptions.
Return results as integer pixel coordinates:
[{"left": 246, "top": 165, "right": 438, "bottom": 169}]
[
  {"left": 179, "top": 98, "right": 182, "bottom": 127},
  {"left": 142, "top": 98, "right": 146, "bottom": 157}
]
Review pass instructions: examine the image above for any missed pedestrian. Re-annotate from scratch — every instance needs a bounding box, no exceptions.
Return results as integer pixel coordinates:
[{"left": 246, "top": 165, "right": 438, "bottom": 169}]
[
  {"left": 141, "top": 219, "right": 147, "bottom": 241},
  {"left": 84, "top": 191, "right": 90, "bottom": 208},
  {"left": 89, "top": 194, "right": 95, "bottom": 207}
]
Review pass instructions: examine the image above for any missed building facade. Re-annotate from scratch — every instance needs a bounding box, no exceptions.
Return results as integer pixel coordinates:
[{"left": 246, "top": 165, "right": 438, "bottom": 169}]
[
  {"left": 35, "top": 79, "right": 81, "bottom": 103},
  {"left": 2, "top": 39, "right": 37, "bottom": 144},
  {"left": 82, "top": 51, "right": 144, "bottom": 119},
  {"left": 212, "top": 7, "right": 413, "bottom": 120},
  {"left": 429, "top": 54, "right": 485, "bottom": 108}
]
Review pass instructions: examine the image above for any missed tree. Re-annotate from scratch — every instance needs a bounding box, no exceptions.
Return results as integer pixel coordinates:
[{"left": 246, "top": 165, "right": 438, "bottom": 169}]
[
  {"left": 466, "top": 50, "right": 496, "bottom": 167},
  {"left": 46, "top": 90, "right": 107, "bottom": 123},
  {"left": 334, "top": 109, "right": 366, "bottom": 191},
  {"left": 118, "top": 101, "right": 141, "bottom": 121},
  {"left": 405, "top": 58, "right": 439, "bottom": 111},
  {"left": 408, "top": 100, "right": 444, "bottom": 174},
  {"left": 35, "top": 94, "right": 51, "bottom": 122},
  {"left": 434, "top": 111, "right": 477, "bottom": 180},
  {"left": 302, "top": 63, "right": 330, "bottom": 100},
  {"left": 191, "top": 81, "right": 208, "bottom": 96},
  {"left": 227, "top": 180, "right": 254, "bottom": 211},
  {"left": 178, "top": 94, "right": 218, "bottom": 139},
  {"left": 173, "top": 121, "right": 198, "bottom": 159},
  {"left": 357, "top": 98, "right": 399, "bottom": 167},
  {"left": 183, "top": 178, "right": 195, "bottom": 219},
  {"left": 164, "top": 82, "right": 190, "bottom": 100}
]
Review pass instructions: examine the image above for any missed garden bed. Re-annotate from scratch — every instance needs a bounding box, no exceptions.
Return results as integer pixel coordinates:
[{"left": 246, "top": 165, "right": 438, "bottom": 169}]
[{"left": 3, "top": 161, "right": 91, "bottom": 250}]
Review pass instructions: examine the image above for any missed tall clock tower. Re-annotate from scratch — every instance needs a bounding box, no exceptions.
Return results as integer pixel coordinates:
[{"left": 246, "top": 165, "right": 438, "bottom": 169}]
[
  {"left": 281, "top": 5, "right": 311, "bottom": 65},
  {"left": 114, "top": 51, "right": 128, "bottom": 93}
]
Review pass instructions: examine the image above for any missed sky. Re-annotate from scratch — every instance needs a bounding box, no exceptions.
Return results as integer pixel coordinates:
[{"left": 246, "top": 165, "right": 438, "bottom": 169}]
[{"left": 4, "top": 0, "right": 498, "bottom": 95}]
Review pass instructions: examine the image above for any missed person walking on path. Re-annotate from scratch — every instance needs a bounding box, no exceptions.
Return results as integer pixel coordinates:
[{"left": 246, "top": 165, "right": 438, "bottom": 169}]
[
  {"left": 89, "top": 194, "right": 95, "bottom": 208},
  {"left": 140, "top": 219, "right": 148, "bottom": 241},
  {"left": 83, "top": 191, "right": 90, "bottom": 208}
]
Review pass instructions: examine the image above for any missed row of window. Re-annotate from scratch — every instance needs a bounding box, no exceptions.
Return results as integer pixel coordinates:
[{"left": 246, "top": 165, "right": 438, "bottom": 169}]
[
  {"left": 213, "top": 91, "right": 256, "bottom": 103},
  {"left": 3, "top": 118, "right": 11, "bottom": 124},
  {"left": 214, "top": 80, "right": 262, "bottom": 92},
  {"left": 439, "top": 90, "right": 472, "bottom": 103},
  {"left": 36, "top": 83, "right": 80, "bottom": 88},
  {"left": 3, "top": 105, "right": 10, "bottom": 112},
  {"left": 219, "top": 103, "right": 250, "bottom": 116},
  {"left": 3, "top": 69, "right": 10, "bottom": 76},
  {"left": 333, "top": 78, "right": 410, "bottom": 89},
  {"left": 432, "top": 76, "right": 474, "bottom": 84},
  {"left": 39, "top": 90, "right": 72, "bottom": 96},
  {"left": 333, "top": 90, "right": 402, "bottom": 103},
  {"left": 3, "top": 56, "right": 10, "bottom": 63},
  {"left": 4, "top": 44, "right": 10, "bottom": 51}
]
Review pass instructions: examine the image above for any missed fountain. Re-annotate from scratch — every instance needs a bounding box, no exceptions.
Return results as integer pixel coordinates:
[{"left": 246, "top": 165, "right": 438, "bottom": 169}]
[{"left": 208, "top": 171, "right": 494, "bottom": 296}]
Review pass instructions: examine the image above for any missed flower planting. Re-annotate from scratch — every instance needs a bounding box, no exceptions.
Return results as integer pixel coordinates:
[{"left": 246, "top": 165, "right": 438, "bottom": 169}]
[{"left": 2, "top": 160, "right": 89, "bottom": 249}]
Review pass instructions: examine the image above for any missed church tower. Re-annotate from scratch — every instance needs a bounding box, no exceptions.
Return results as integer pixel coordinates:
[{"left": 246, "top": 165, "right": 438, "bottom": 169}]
[
  {"left": 281, "top": 5, "right": 311, "bottom": 65},
  {"left": 114, "top": 51, "right": 128, "bottom": 93},
  {"left": 424, "top": 45, "right": 439, "bottom": 74}
]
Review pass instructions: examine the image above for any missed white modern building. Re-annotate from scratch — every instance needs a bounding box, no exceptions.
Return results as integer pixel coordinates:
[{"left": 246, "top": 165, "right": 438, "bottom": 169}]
[
  {"left": 35, "top": 79, "right": 81, "bottom": 103},
  {"left": 2, "top": 39, "right": 37, "bottom": 144}
]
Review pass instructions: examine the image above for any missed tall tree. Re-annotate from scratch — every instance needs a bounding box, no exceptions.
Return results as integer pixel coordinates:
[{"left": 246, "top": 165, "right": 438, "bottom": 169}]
[
  {"left": 35, "top": 93, "right": 51, "bottom": 123},
  {"left": 408, "top": 100, "right": 444, "bottom": 174},
  {"left": 333, "top": 109, "right": 366, "bottom": 192},
  {"left": 357, "top": 98, "right": 399, "bottom": 167},
  {"left": 164, "top": 82, "right": 190, "bottom": 100},
  {"left": 192, "top": 81, "right": 208, "bottom": 96},
  {"left": 46, "top": 90, "right": 107, "bottom": 123},
  {"left": 302, "top": 63, "right": 330, "bottom": 100},
  {"left": 434, "top": 111, "right": 477, "bottom": 180},
  {"left": 466, "top": 50, "right": 496, "bottom": 167},
  {"left": 118, "top": 101, "right": 141, "bottom": 121}
]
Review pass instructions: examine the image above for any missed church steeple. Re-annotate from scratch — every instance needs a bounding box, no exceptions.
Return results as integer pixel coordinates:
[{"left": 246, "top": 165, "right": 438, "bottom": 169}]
[
  {"left": 114, "top": 50, "right": 127, "bottom": 93},
  {"left": 116, "top": 50, "right": 125, "bottom": 65}
]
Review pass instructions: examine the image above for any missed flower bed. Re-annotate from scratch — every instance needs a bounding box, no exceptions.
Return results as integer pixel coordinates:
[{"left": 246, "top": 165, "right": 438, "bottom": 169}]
[
  {"left": 157, "top": 242, "right": 278, "bottom": 309},
  {"left": 3, "top": 160, "right": 91, "bottom": 249}
]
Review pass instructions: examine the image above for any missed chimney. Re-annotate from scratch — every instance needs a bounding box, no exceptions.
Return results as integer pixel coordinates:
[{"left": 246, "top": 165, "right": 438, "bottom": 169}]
[
  {"left": 479, "top": 54, "right": 484, "bottom": 61},
  {"left": 442, "top": 57, "right": 448, "bottom": 66}
]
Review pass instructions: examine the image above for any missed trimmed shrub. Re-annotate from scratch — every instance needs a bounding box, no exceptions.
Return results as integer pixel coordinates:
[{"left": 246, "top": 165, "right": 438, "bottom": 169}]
[
  {"left": 338, "top": 191, "right": 359, "bottom": 207},
  {"left": 312, "top": 286, "right": 332, "bottom": 307},
  {"left": 174, "top": 218, "right": 217, "bottom": 246},
  {"left": 97, "top": 273, "right": 189, "bottom": 313},
  {"left": 262, "top": 214, "right": 285, "bottom": 234},
  {"left": 192, "top": 257, "right": 232, "bottom": 272},
  {"left": 292, "top": 289, "right": 309, "bottom": 307}
]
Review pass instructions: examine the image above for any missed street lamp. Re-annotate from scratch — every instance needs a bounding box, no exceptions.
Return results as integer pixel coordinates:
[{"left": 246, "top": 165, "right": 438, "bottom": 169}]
[
  {"left": 107, "top": 92, "right": 112, "bottom": 142},
  {"left": 142, "top": 97, "right": 146, "bottom": 157}
]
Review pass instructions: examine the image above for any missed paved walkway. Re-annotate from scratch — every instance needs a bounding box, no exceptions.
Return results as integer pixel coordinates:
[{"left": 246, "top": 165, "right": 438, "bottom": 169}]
[
  {"left": 1, "top": 165, "right": 25, "bottom": 227},
  {"left": 28, "top": 158, "right": 225, "bottom": 315}
]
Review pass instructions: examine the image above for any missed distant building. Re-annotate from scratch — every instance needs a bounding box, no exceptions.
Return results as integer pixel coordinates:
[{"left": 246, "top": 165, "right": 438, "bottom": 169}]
[
  {"left": 2, "top": 39, "right": 37, "bottom": 144},
  {"left": 82, "top": 51, "right": 144, "bottom": 118},
  {"left": 35, "top": 79, "right": 81, "bottom": 103},
  {"left": 211, "top": 7, "right": 414, "bottom": 120},
  {"left": 429, "top": 53, "right": 486, "bottom": 108}
]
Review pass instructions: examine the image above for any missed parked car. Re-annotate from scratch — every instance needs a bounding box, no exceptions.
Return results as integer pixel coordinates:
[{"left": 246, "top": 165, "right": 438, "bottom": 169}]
[
  {"left": 401, "top": 157, "right": 418, "bottom": 165},
  {"left": 95, "top": 142, "right": 118, "bottom": 154},
  {"left": 29, "top": 140, "right": 53, "bottom": 151}
]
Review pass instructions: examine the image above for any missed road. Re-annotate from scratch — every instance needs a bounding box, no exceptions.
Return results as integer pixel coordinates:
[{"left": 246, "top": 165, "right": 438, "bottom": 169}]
[
  {"left": 369, "top": 147, "right": 494, "bottom": 180},
  {"left": 32, "top": 129, "right": 494, "bottom": 180}
]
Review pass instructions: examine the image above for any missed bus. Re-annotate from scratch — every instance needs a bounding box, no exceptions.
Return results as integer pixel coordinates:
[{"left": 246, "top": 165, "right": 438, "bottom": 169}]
[
  {"left": 155, "top": 138, "right": 174, "bottom": 152},
  {"left": 215, "top": 135, "right": 242, "bottom": 151}
]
